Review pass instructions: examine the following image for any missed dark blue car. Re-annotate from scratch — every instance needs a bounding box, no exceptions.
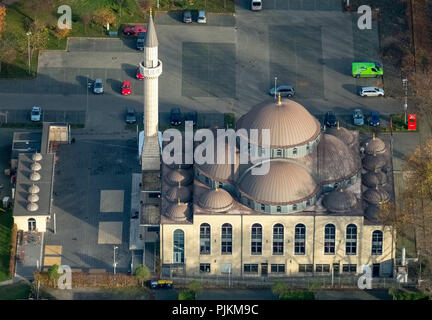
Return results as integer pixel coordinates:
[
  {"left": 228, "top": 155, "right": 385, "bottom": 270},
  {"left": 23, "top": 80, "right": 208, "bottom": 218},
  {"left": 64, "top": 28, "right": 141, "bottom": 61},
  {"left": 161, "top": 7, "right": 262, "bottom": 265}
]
[{"left": 370, "top": 111, "right": 380, "bottom": 126}]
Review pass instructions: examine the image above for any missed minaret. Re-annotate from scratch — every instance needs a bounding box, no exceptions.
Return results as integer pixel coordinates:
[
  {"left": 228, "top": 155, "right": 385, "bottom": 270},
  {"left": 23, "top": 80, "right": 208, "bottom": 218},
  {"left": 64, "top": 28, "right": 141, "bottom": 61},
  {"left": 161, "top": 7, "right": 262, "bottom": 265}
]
[{"left": 140, "top": 10, "right": 162, "bottom": 171}]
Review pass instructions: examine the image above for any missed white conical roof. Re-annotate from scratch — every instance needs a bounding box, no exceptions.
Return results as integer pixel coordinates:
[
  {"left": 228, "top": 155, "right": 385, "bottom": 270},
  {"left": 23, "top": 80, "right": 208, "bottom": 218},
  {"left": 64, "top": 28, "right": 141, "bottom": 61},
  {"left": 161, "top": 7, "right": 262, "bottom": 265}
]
[{"left": 145, "top": 12, "right": 158, "bottom": 47}]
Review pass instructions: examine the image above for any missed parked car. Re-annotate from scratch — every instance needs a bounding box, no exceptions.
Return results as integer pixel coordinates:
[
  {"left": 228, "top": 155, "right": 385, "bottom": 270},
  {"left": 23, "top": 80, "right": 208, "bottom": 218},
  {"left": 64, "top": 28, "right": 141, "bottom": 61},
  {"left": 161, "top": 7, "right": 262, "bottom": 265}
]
[
  {"left": 121, "top": 81, "right": 131, "bottom": 95},
  {"left": 251, "top": 0, "right": 263, "bottom": 10},
  {"left": 183, "top": 10, "right": 192, "bottom": 23},
  {"left": 31, "top": 106, "right": 41, "bottom": 122},
  {"left": 359, "top": 86, "right": 385, "bottom": 97},
  {"left": 185, "top": 111, "right": 198, "bottom": 126},
  {"left": 268, "top": 85, "right": 295, "bottom": 97},
  {"left": 148, "top": 279, "right": 173, "bottom": 289},
  {"left": 353, "top": 109, "right": 364, "bottom": 126},
  {"left": 125, "top": 108, "right": 137, "bottom": 124},
  {"left": 170, "top": 108, "right": 182, "bottom": 126},
  {"left": 136, "top": 68, "right": 144, "bottom": 80},
  {"left": 352, "top": 62, "right": 383, "bottom": 78},
  {"left": 123, "top": 25, "right": 146, "bottom": 36},
  {"left": 197, "top": 10, "right": 207, "bottom": 24},
  {"left": 93, "top": 78, "right": 104, "bottom": 94},
  {"left": 136, "top": 32, "right": 146, "bottom": 50},
  {"left": 325, "top": 111, "right": 337, "bottom": 127},
  {"left": 370, "top": 111, "right": 381, "bottom": 126}
]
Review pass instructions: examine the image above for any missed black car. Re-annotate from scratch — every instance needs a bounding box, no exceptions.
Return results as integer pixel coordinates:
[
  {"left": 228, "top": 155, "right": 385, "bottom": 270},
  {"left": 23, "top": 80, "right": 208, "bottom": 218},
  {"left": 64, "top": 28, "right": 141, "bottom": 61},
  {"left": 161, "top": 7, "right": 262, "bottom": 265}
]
[
  {"left": 325, "top": 111, "right": 337, "bottom": 127},
  {"left": 369, "top": 110, "right": 381, "bottom": 126},
  {"left": 125, "top": 108, "right": 137, "bottom": 124},
  {"left": 136, "top": 32, "right": 145, "bottom": 50},
  {"left": 184, "top": 111, "right": 197, "bottom": 126},
  {"left": 170, "top": 108, "right": 182, "bottom": 126}
]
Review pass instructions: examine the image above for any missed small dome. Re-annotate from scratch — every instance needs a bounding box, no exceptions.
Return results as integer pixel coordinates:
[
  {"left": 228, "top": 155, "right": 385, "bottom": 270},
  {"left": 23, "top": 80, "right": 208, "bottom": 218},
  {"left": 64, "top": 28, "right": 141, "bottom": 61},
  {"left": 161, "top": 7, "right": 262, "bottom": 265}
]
[
  {"left": 363, "top": 154, "right": 387, "bottom": 171},
  {"left": 326, "top": 127, "right": 355, "bottom": 146},
  {"left": 27, "top": 202, "right": 39, "bottom": 212},
  {"left": 166, "top": 185, "right": 192, "bottom": 203},
  {"left": 236, "top": 99, "right": 321, "bottom": 148},
  {"left": 30, "top": 172, "right": 41, "bottom": 182},
  {"left": 28, "top": 184, "right": 40, "bottom": 194},
  {"left": 166, "top": 202, "right": 190, "bottom": 221},
  {"left": 362, "top": 171, "right": 387, "bottom": 188},
  {"left": 318, "top": 134, "right": 361, "bottom": 184},
  {"left": 32, "top": 153, "right": 43, "bottom": 161},
  {"left": 363, "top": 187, "right": 390, "bottom": 205},
  {"left": 27, "top": 194, "right": 39, "bottom": 203},
  {"left": 198, "top": 188, "right": 234, "bottom": 212},
  {"left": 365, "top": 205, "right": 380, "bottom": 221},
  {"left": 31, "top": 162, "right": 42, "bottom": 171},
  {"left": 239, "top": 159, "right": 318, "bottom": 205},
  {"left": 196, "top": 142, "right": 240, "bottom": 183},
  {"left": 364, "top": 136, "right": 386, "bottom": 154},
  {"left": 322, "top": 188, "right": 357, "bottom": 212},
  {"left": 165, "top": 169, "right": 193, "bottom": 186}
]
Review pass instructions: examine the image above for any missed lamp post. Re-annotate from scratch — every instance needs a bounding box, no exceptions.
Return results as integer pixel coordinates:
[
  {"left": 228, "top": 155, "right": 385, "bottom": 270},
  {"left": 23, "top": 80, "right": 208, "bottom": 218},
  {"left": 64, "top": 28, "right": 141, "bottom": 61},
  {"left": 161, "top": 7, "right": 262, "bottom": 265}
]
[
  {"left": 402, "top": 78, "right": 408, "bottom": 124},
  {"left": 113, "top": 246, "right": 118, "bottom": 274},
  {"left": 26, "top": 32, "right": 32, "bottom": 75},
  {"left": 274, "top": 76, "right": 277, "bottom": 100}
]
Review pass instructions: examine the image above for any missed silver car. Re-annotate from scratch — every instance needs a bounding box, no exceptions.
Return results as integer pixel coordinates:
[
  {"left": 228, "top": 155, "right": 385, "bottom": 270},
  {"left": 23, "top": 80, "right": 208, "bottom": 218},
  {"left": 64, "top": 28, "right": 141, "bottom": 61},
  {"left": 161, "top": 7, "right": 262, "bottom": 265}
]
[
  {"left": 93, "top": 78, "right": 104, "bottom": 94},
  {"left": 251, "top": 0, "right": 262, "bottom": 11},
  {"left": 269, "top": 85, "right": 295, "bottom": 97},
  {"left": 359, "top": 87, "right": 384, "bottom": 97},
  {"left": 197, "top": 10, "right": 207, "bottom": 24}
]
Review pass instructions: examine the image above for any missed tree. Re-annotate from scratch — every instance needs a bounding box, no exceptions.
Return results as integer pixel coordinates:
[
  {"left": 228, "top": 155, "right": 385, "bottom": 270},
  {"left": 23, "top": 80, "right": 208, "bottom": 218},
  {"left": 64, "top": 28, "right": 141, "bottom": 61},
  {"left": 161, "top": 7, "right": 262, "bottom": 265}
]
[
  {"left": 47, "top": 264, "right": 60, "bottom": 288},
  {"left": 0, "top": 5, "right": 6, "bottom": 40},
  {"left": 134, "top": 264, "right": 151, "bottom": 286},
  {"left": 137, "top": 0, "right": 152, "bottom": 11},
  {"left": 271, "top": 280, "right": 287, "bottom": 297},
  {"left": 53, "top": 26, "right": 70, "bottom": 40},
  {"left": 81, "top": 13, "right": 91, "bottom": 33},
  {"left": 178, "top": 289, "right": 195, "bottom": 300},
  {"left": 28, "top": 19, "right": 49, "bottom": 58},
  {"left": 92, "top": 8, "right": 116, "bottom": 28}
]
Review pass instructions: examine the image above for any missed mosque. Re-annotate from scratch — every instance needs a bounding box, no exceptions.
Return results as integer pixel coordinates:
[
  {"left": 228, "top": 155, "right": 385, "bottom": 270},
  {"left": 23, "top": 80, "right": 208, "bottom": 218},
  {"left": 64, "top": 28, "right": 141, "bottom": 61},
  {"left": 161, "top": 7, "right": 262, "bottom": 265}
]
[{"left": 138, "top": 13, "right": 395, "bottom": 278}]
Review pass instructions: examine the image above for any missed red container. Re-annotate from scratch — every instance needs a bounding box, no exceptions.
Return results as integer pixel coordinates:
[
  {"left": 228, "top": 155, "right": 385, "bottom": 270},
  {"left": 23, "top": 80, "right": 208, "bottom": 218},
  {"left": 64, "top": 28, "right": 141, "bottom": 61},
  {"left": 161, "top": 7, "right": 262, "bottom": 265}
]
[{"left": 408, "top": 114, "right": 416, "bottom": 130}]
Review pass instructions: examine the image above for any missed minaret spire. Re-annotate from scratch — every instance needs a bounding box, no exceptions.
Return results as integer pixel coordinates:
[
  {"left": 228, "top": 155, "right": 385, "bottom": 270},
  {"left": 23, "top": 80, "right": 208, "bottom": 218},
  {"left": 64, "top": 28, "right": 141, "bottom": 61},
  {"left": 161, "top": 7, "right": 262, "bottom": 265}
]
[{"left": 139, "top": 10, "right": 163, "bottom": 171}]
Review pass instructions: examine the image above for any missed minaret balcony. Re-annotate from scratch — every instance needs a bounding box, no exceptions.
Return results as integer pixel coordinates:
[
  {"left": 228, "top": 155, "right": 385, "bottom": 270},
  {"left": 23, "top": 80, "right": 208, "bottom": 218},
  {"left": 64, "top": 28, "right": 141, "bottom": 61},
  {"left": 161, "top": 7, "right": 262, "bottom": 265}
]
[{"left": 140, "top": 60, "right": 163, "bottom": 78}]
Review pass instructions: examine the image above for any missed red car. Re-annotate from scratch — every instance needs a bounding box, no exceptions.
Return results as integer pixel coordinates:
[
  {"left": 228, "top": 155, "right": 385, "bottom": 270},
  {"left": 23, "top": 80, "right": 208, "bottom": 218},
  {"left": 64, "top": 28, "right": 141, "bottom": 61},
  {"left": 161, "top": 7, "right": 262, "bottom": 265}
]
[
  {"left": 123, "top": 25, "right": 146, "bottom": 36},
  {"left": 121, "top": 81, "right": 131, "bottom": 95},
  {"left": 136, "top": 69, "right": 144, "bottom": 80}
]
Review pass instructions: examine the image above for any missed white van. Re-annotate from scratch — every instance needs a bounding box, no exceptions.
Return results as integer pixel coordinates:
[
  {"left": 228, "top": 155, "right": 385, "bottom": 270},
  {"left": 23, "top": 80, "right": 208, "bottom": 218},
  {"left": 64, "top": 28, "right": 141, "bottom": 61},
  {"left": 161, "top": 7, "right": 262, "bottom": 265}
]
[{"left": 251, "top": 0, "right": 262, "bottom": 11}]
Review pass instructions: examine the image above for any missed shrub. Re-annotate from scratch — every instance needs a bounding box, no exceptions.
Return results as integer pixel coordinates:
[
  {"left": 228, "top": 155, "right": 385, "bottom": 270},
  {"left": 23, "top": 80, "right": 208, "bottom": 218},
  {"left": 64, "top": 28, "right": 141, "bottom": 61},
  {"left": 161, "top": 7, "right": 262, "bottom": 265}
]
[
  {"left": 279, "top": 290, "right": 315, "bottom": 300},
  {"left": 271, "top": 281, "right": 287, "bottom": 297},
  {"left": 178, "top": 289, "right": 195, "bottom": 300},
  {"left": 135, "top": 265, "right": 151, "bottom": 287},
  {"left": 188, "top": 280, "right": 203, "bottom": 296},
  {"left": 93, "top": 8, "right": 116, "bottom": 28}
]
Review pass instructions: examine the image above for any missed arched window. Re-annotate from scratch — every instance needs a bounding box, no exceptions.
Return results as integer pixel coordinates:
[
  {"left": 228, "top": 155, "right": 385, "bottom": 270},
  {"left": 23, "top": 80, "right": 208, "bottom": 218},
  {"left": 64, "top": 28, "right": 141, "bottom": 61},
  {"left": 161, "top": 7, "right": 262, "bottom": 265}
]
[
  {"left": 273, "top": 224, "right": 284, "bottom": 255},
  {"left": 28, "top": 218, "right": 36, "bottom": 231},
  {"left": 372, "top": 230, "right": 383, "bottom": 255},
  {"left": 292, "top": 204, "right": 297, "bottom": 211},
  {"left": 346, "top": 224, "right": 357, "bottom": 255},
  {"left": 276, "top": 206, "right": 282, "bottom": 213},
  {"left": 173, "top": 229, "right": 184, "bottom": 263},
  {"left": 324, "top": 224, "right": 336, "bottom": 254},
  {"left": 251, "top": 223, "right": 262, "bottom": 255},
  {"left": 221, "top": 223, "right": 232, "bottom": 255},
  {"left": 293, "top": 147, "right": 297, "bottom": 155},
  {"left": 294, "top": 224, "right": 306, "bottom": 255},
  {"left": 200, "top": 223, "right": 211, "bottom": 254}
]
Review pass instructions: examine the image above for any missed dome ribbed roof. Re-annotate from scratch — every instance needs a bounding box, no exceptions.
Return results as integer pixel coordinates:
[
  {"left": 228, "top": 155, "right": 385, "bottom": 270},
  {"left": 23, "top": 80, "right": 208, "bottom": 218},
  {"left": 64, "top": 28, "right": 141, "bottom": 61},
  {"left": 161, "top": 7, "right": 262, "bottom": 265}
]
[
  {"left": 363, "top": 187, "right": 390, "bottom": 205},
  {"left": 165, "top": 169, "right": 193, "bottom": 186},
  {"left": 30, "top": 162, "right": 41, "bottom": 171},
  {"left": 166, "top": 185, "right": 192, "bottom": 203},
  {"left": 362, "top": 170, "right": 387, "bottom": 188},
  {"left": 166, "top": 202, "right": 190, "bottom": 221},
  {"left": 196, "top": 142, "right": 240, "bottom": 182},
  {"left": 27, "top": 202, "right": 39, "bottom": 212},
  {"left": 364, "top": 136, "right": 386, "bottom": 154},
  {"left": 27, "top": 194, "right": 39, "bottom": 203},
  {"left": 28, "top": 184, "right": 40, "bottom": 194},
  {"left": 32, "top": 153, "right": 43, "bottom": 161},
  {"left": 322, "top": 188, "right": 357, "bottom": 212},
  {"left": 326, "top": 127, "right": 355, "bottom": 146},
  {"left": 30, "top": 172, "right": 41, "bottom": 181},
  {"left": 238, "top": 159, "right": 318, "bottom": 205},
  {"left": 198, "top": 188, "right": 234, "bottom": 212},
  {"left": 236, "top": 99, "right": 321, "bottom": 148},
  {"left": 363, "top": 154, "right": 387, "bottom": 171},
  {"left": 318, "top": 134, "right": 360, "bottom": 184},
  {"left": 365, "top": 205, "right": 380, "bottom": 221}
]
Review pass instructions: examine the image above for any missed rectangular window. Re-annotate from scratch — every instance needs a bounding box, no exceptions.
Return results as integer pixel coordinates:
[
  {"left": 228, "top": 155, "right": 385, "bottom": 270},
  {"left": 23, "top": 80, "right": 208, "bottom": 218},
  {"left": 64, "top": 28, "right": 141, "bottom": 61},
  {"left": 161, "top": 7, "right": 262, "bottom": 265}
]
[
  {"left": 221, "top": 263, "right": 232, "bottom": 274},
  {"left": 342, "top": 264, "right": 357, "bottom": 273},
  {"left": 200, "top": 263, "right": 211, "bottom": 273},
  {"left": 244, "top": 264, "right": 259, "bottom": 274},
  {"left": 298, "top": 264, "right": 313, "bottom": 273},
  {"left": 276, "top": 206, "right": 282, "bottom": 213},
  {"left": 293, "top": 148, "right": 297, "bottom": 155},
  {"left": 276, "top": 149, "right": 282, "bottom": 157},
  {"left": 271, "top": 264, "right": 285, "bottom": 274},
  {"left": 260, "top": 204, "right": 265, "bottom": 212},
  {"left": 316, "top": 264, "right": 330, "bottom": 273}
]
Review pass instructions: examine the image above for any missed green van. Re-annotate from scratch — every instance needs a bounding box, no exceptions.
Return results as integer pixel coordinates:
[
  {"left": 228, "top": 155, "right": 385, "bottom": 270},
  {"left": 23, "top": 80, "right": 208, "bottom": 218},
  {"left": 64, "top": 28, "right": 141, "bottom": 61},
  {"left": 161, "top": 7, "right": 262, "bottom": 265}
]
[{"left": 352, "top": 62, "right": 383, "bottom": 78}]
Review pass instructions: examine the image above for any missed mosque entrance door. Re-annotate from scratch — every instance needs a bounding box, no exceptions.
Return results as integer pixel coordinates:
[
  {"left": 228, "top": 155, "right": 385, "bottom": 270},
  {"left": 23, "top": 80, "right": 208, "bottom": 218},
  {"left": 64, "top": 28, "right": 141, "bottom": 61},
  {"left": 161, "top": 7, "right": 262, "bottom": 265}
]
[{"left": 28, "top": 218, "right": 36, "bottom": 231}]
